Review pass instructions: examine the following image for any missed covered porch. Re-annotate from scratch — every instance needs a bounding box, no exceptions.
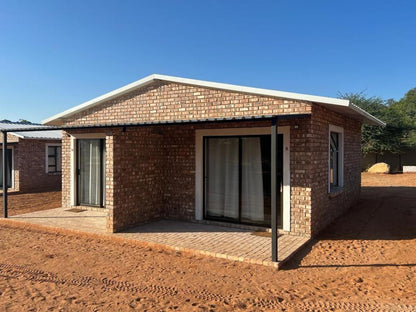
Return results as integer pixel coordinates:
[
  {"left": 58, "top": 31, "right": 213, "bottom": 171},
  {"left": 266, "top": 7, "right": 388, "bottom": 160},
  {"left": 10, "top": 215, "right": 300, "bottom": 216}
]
[
  {"left": 10, "top": 207, "right": 309, "bottom": 268},
  {"left": 2, "top": 114, "right": 312, "bottom": 265}
]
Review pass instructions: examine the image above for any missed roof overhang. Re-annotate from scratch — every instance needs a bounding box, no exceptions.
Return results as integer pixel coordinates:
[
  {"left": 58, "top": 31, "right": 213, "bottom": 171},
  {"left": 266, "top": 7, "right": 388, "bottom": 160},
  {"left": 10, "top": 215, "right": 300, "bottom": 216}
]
[
  {"left": 42, "top": 74, "right": 385, "bottom": 127},
  {"left": 2, "top": 114, "right": 310, "bottom": 133}
]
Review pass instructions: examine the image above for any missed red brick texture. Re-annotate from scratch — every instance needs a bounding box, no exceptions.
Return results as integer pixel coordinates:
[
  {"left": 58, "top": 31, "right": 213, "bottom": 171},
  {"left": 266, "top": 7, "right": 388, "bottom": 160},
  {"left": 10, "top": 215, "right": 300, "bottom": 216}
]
[
  {"left": 309, "top": 105, "right": 362, "bottom": 236},
  {"left": 58, "top": 81, "right": 362, "bottom": 236},
  {"left": 1, "top": 136, "right": 61, "bottom": 192},
  {"left": 62, "top": 81, "right": 311, "bottom": 126}
]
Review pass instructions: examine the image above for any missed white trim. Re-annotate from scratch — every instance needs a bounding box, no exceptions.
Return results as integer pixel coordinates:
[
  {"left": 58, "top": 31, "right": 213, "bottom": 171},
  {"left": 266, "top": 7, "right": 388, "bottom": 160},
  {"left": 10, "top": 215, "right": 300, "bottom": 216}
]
[
  {"left": 9, "top": 132, "right": 24, "bottom": 139},
  {"left": 69, "top": 133, "right": 107, "bottom": 139},
  {"left": 9, "top": 131, "right": 62, "bottom": 140},
  {"left": 280, "top": 126, "right": 291, "bottom": 231},
  {"left": 349, "top": 103, "right": 386, "bottom": 127},
  {"left": 42, "top": 74, "right": 385, "bottom": 127},
  {"left": 195, "top": 126, "right": 291, "bottom": 231},
  {"left": 70, "top": 137, "right": 76, "bottom": 206},
  {"left": 45, "top": 143, "right": 62, "bottom": 173},
  {"left": 328, "top": 124, "right": 344, "bottom": 193},
  {"left": 70, "top": 133, "right": 107, "bottom": 207}
]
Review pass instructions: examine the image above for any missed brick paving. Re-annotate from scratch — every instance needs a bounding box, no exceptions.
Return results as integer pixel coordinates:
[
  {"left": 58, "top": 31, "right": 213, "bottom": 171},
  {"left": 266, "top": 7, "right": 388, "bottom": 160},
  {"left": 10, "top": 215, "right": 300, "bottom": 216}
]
[
  {"left": 10, "top": 207, "right": 107, "bottom": 233},
  {"left": 10, "top": 207, "right": 310, "bottom": 267}
]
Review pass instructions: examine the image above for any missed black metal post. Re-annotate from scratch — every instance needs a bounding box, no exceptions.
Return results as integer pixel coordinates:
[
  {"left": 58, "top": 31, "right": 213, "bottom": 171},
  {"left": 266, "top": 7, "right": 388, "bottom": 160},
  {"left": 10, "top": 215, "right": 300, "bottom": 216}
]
[
  {"left": 271, "top": 118, "right": 278, "bottom": 262},
  {"left": 2, "top": 131, "right": 8, "bottom": 218}
]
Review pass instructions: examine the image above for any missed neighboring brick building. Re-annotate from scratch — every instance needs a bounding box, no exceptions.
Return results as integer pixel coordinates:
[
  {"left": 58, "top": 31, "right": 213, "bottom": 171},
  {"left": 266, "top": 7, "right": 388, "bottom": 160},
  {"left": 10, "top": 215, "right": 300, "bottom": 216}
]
[
  {"left": 43, "top": 74, "right": 384, "bottom": 237},
  {"left": 0, "top": 122, "right": 62, "bottom": 192}
]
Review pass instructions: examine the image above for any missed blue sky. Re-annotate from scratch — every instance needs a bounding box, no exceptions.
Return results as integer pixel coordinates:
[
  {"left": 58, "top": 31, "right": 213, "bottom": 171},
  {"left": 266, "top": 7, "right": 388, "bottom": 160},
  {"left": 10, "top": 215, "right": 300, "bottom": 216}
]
[{"left": 1, "top": 0, "right": 415, "bottom": 123}]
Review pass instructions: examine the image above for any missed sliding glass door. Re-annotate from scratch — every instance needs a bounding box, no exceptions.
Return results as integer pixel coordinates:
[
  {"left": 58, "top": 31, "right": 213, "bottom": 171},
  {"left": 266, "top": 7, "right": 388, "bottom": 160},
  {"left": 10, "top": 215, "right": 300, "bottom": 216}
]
[
  {"left": 77, "top": 139, "right": 105, "bottom": 207},
  {"left": 0, "top": 149, "right": 12, "bottom": 188},
  {"left": 204, "top": 135, "right": 283, "bottom": 227}
]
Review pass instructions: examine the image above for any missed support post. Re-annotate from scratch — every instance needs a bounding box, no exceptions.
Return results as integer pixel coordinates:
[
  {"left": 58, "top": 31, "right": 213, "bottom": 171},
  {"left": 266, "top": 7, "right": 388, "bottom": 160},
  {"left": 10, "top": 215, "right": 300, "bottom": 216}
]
[
  {"left": 271, "top": 118, "right": 278, "bottom": 262},
  {"left": 2, "top": 131, "right": 8, "bottom": 218}
]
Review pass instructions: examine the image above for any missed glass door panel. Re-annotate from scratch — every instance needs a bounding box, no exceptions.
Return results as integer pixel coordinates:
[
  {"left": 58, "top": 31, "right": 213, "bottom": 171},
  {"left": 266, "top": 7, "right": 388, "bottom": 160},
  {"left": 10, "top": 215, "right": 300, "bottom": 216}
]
[
  {"left": 204, "top": 137, "right": 239, "bottom": 221},
  {"left": 77, "top": 139, "right": 104, "bottom": 207},
  {"left": 203, "top": 134, "right": 283, "bottom": 228},
  {"left": 241, "top": 137, "right": 265, "bottom": 223}
]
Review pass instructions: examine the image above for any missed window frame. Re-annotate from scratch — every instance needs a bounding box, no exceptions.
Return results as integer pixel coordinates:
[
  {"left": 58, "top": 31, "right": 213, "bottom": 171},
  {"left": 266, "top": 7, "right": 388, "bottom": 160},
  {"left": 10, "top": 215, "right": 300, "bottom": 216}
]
[
  {"left": 45, "top": 144, "right": 62, "bottom": 173},
  {"left": 203, "top": 134, "right": 280, "bottom": 227},
  {"left": 76, "top": 138, "right": 106, "bottom": 208},
  {"left": 195, "top": 126, "right": 291, "bottom": 232},
  {"left": 328, "top": 124, "right": 344, "bottom": 193}
]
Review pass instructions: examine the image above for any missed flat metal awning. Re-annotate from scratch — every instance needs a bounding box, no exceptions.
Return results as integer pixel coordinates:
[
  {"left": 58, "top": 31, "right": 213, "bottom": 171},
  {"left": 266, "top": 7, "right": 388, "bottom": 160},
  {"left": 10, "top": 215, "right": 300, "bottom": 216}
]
[{"left": 0, "top": 114, "right": 310, "bottom": 133}]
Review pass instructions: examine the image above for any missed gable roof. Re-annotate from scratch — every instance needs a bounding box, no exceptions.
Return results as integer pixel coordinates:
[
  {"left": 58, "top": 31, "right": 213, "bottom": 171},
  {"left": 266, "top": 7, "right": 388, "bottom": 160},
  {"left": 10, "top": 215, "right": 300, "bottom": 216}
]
[
  {"left": 42, "top": 74, "right": 385, "bottom": 126},
  {"left": 0, "top": 122, "right": 62, "bottom": 140}
]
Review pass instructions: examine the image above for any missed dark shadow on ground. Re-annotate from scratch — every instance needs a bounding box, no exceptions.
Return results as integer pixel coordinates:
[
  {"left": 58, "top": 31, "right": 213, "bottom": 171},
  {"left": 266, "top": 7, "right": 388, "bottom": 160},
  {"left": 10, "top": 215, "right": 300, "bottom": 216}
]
[
  {"left": 282, "top": 185, "right": 416, "bottom": 270},
  {"left": 0, "top": 190, "right": 62, "bottom": 216},
  {"left": 320, "top": 186, "right": 416, "bottom": 241}
]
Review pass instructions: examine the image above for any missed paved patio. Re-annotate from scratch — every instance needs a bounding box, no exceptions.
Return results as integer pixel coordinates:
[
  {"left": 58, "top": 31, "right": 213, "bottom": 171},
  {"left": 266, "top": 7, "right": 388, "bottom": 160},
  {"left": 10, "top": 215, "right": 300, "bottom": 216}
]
[
  {"left": 10, "top": 207, "right": 107, "bottom": 233},
  {"left": 10, "top": 207, "right": 310, "bottom": 267}
]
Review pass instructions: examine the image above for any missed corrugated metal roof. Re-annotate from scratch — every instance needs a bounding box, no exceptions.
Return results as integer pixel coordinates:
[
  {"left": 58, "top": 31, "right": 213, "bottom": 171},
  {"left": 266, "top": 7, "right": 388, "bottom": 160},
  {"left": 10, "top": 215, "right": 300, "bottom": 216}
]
[
  {"left": 1, "top": 114, "right": 311, "bottom": 133},
  {"left": 11, "top": 130, "right": 62, "bottom": 139},
  {"left": 0, "top": 122, "right": 61, "bottom": 139},
  {"left": 0, "top": 122, "right": 44, "bottom": 130}
]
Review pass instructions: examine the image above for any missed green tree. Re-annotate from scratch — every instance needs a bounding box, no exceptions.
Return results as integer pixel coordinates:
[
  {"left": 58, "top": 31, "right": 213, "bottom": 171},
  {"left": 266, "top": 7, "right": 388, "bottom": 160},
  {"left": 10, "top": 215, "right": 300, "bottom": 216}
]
[
  {"left": 17, "top": 119, "right": 34, "bottom": 124},
  {"left": 389, "top": 87, "right": 416, "bottom": 148},
  {"left": 338, "top": 92, "right": 406, "bottom": 155},
  {"left": 0, "top": 119, "right": 34, "bottom": 124}
]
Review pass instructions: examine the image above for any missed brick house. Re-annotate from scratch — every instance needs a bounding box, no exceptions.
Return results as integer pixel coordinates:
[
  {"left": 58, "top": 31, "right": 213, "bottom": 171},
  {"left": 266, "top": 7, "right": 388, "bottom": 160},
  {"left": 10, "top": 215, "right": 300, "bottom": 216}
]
[
  {"left": 0, "top": 122, "right": 62, "bottom": 192},
  {"left": 42, "top": 74, "right": 384, "bottom": 237}
]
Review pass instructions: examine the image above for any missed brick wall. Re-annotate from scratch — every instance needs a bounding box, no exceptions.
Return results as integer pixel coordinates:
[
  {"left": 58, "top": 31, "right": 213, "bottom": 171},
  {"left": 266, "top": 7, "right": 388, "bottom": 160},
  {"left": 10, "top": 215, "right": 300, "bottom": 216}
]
[
  {"left": 289, "top": 118, "right": 313, "bottom": 236},
  {"left": 61, "top": 118, "right": 313, "bottom": 235},
  {"left": 1, "top": 136, "right": 61, "bottom": 192},
  {"left": 17, "top": 139, "right": 62, "bottom": 192},
  {"left": 310, "top": 104, "right": 362, "bottom": 236},
  {"left": 111, "top": 127, "right": 165, "bottom": 231},
  {"left": 62, "top": 81, "right": 312, "bottom": 126},
  {"left": 61, "top": 129, "right": 114, "bottom": 229},
  {"left": 57, "top": 81, "right": 361, "bottom": 236},
  {"left": 61, "top": 132, "right": 71, "bottom": 209}
]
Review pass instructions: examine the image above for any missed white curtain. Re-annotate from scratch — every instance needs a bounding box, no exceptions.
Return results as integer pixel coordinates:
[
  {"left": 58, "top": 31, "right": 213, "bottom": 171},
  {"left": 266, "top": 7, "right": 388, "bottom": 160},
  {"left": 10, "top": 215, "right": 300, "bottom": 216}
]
[
  {"left": 241, "top": 137, "right": 264, "bottom": 222},
  {"left": 206, "top": 138, "right": 239, "bottom": 219},
  {"left": 79, "top": 140, "right": 102, "bottom": 206}
]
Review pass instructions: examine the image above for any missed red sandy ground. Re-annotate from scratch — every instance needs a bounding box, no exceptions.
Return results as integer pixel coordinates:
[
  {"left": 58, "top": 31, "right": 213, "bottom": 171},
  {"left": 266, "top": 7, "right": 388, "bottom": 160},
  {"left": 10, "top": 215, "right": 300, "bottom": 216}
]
[{"left": 0, "top": 173, "right": 415, "bottom": 311}]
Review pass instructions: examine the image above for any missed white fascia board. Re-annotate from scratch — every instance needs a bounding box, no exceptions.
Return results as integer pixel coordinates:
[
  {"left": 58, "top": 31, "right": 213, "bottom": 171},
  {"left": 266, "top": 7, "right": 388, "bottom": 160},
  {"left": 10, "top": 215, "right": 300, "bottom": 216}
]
[
  {"left": 153, "top": 74, "right": 351, "bottom": 106},
  {"left": 42, "top": 73, "right": 383, "bottom": 126},
  {"left": 349, "top": 103, "right": 386, "bottom": 126},
  {"left": 8, "top": 132, "right": 24, "bottom": 139}
]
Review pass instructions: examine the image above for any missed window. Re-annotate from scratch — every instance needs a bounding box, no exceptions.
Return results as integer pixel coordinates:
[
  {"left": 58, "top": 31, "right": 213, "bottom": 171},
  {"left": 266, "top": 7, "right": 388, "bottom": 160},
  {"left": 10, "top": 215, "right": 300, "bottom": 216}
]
[
  {"left": 329, "top": 125, "right": 343, "bottom": 192},
  {"left": 47, "top": 145, "right": 62, "bottom": 173}
]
